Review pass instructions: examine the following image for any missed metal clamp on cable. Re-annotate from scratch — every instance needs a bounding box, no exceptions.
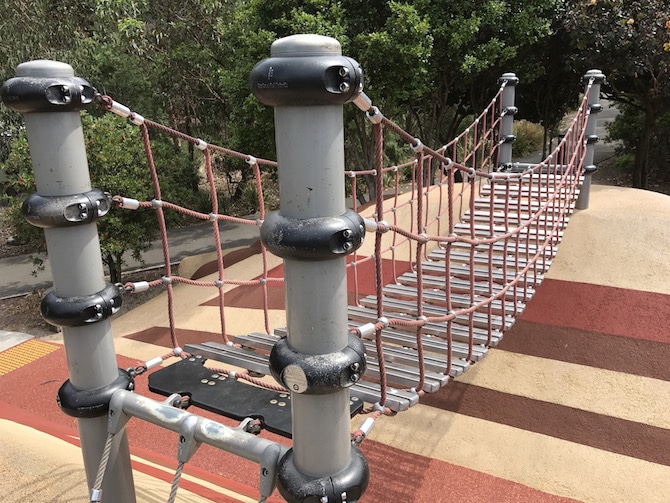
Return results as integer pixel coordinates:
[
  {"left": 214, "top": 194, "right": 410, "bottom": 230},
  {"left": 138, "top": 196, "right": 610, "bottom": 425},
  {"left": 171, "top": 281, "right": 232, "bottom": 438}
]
[
  {"left": 22, "top": 189, "right": 112, "bottom": 228},
  {"left": 1, "top": 75, "right": 95, "bottom": 113},
  {"left": 275, "top": 446, "right": 369, "bottom": 503},
  {"left": 57, "top": 368, "right": 134, "bottom": 418},
  {"left": 261, "top": 210, "right": 365, "bottom": 260},
  {"left": 41, "top": 282, "right": 123, "bottom": 327},
  {"left": 501, "top": 134, "right": 516, "bottom": 144},
  {"left": 269, "top": 333, "right": 366, "bottom": 395}
]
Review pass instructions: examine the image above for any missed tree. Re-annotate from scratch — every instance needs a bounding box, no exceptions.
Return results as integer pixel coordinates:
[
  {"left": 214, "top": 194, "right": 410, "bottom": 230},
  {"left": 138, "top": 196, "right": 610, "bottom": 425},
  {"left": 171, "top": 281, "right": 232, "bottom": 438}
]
[
  {"left": 2, "top": 113, "right": 199, "bottom": 283},
  {"left": 565, "top": 0, "right": 670, "bottom": 188},
  {"left": 0, "top": 0, "right": 97, "bottom": 162}
]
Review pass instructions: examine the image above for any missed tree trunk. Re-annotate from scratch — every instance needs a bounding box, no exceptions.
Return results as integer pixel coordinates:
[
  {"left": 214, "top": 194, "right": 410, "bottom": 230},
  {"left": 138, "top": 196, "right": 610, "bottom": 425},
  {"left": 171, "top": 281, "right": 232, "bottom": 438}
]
[
  {"left": 632, "top": 108, "right": 655, "bottom": 189},
  {"left": 106, "top": 252, "right": 123, "bottom": 284}
]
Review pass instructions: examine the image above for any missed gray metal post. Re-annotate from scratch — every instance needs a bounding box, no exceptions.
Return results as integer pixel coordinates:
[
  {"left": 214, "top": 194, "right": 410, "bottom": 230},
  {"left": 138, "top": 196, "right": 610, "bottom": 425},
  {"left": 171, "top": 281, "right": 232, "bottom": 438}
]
[
  {"left": 1, "top": 61, "right": 136, "bottom": 502},
  {"left": 252, "top": 35, "right": 369, "bottom": 502},
  {"left": 576, "top": 69, "right": 605, "bottom": 210},
  {"left": 499, "top": 73, "right": 519, "bottom": 166}
]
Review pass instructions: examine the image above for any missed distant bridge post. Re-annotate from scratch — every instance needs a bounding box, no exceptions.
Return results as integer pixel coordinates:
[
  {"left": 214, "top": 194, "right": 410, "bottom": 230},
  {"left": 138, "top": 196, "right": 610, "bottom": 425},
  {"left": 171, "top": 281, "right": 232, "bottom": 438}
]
[
  {"left": 251, "top": 35, "right": 370, "bottom": 502},
  {"left": 1, "top": 61, "right": 136, "bottom": 502},
  {"left": 576, "top": 69, "right": 605, "bottom": 210},
  {"left": 498, "top": 72, "right": 519, "bottom": 166}
]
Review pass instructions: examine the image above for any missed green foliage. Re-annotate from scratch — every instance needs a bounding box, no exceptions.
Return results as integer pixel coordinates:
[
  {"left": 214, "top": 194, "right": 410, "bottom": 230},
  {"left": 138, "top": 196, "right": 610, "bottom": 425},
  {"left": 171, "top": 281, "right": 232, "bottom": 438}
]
[
  {"left": 1, "top": 0, "right": 605, "bottom": 208},
  {"left": 607, "top": 103, "right": 670, "bottom": 184},
  {"left": 2, "top": 112, "right": 199, "bottom": 282},
  {"left": 513, "top": 120, "right": 545, "bottom": 157},
  {"left": 566, "top": 0, "right": 670, "bottom": 188}
]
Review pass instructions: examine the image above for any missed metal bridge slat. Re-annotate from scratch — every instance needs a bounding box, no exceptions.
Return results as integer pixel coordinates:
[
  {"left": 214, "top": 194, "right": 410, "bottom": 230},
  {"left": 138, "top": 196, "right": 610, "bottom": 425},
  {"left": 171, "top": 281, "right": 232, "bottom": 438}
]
[
  {"left": 381, "top": 283, "right": 524, "bottom": 317},
  {"left": 347, "top": 305, "right": 502, "bottom": 347},
  {"left": 358, "top": 295, "right": 514, "bottom": 331},
  {"left": 397, "top": 272, "right": 536, "bottom": 303}
]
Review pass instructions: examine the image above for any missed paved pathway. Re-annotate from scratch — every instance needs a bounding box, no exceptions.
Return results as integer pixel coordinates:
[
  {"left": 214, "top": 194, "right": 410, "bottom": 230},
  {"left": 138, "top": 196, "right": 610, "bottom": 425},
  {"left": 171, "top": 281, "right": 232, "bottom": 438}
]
[{"left": 0, "top": 218, "right": 260, "bottom": 298}]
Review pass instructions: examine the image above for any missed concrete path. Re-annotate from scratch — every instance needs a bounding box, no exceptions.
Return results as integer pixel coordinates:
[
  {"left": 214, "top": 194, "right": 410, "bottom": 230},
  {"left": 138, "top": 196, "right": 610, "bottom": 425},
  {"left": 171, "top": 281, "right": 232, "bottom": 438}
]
[
  {"left": 0, "top": 217, "right": 261, "bottom": 298},
  {"left": 0, "top": 330, "right": 32, "bottom": 352},
  {"left": 513, "top": 99, "right": 618, "bottom": 165}
]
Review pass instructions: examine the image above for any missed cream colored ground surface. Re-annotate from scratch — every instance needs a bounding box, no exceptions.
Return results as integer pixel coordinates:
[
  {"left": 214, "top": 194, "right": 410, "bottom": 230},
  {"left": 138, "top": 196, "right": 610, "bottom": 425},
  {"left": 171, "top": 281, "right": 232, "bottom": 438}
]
[
  {"left": 458, "top": 348, "right": 670, "bottom": 429},
  {"left": 547, "top": 185, "right": 670, "bottom": 294},
  {"left": 366, "top": 405, "right": 670, "bottom": 503},
  {"left": 0, "top": 420, "right": 254, "bottom": 503}
]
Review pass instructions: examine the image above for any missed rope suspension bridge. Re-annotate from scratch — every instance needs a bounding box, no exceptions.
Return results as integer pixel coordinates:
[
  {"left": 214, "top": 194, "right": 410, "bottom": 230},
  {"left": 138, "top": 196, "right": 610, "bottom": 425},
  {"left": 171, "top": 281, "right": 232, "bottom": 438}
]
[{"left": 1, "top": 34, "right": 604, "bottom": 503}]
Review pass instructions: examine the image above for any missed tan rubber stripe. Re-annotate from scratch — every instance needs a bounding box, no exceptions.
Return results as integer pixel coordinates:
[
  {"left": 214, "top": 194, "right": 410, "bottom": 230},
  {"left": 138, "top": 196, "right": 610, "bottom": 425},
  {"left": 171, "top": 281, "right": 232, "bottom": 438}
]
[
  {"left": 368, "top": 406, "right": 670, "bottom": 503},
  {"left": 547, "top": 185, "right": 670, "bottom": 295},
  {"left": 498, "top": 320, "right": 670, "bottom": 382},
  {"left": 456, "top": 349, "right": 670, "bottom": 429}
]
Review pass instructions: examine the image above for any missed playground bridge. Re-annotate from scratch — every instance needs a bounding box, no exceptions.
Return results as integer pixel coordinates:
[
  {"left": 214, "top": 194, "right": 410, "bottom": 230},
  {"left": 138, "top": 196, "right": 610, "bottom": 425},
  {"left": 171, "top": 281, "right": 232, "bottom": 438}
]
[{"left": 4, "top": 34, "right": 669, "bottom": 503}]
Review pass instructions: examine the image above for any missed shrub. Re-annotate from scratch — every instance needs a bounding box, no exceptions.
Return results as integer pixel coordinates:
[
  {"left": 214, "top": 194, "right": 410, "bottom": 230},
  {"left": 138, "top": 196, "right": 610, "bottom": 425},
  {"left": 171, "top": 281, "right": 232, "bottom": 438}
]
[{"left": 513, "top": 120, "right": 544, "bottom": 157}]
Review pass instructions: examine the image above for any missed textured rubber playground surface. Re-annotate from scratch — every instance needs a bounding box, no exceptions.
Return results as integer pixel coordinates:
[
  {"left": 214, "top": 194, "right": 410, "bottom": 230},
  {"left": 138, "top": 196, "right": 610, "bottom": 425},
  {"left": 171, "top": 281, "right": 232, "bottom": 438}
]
[{"left": 1, "top": 184, "right": 670, "bottom": 502}]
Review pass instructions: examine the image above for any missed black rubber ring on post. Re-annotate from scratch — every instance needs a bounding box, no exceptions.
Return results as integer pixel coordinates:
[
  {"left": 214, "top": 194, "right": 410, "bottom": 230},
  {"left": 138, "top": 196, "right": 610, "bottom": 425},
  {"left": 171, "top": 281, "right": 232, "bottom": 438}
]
[
  {"left": 41, "top": 283, "right": 123, "bottom": 327},
  {"left": 57, "top": 368, "right": 135, "bottom": 419},
  {"left": 261, "top": 210, "right": 365, "bottom": 260},
  {"left": 22, "top": 189, "right": 112, "bottom": 228},
  {"left": 269, "top": 334, "right": 367, "bottom": 395},
  {"left": 276, "top": 446, "right": 370, "bottom": 503},
  {"left": 1, "top": 76, "right": 95, "bottom": 113}
]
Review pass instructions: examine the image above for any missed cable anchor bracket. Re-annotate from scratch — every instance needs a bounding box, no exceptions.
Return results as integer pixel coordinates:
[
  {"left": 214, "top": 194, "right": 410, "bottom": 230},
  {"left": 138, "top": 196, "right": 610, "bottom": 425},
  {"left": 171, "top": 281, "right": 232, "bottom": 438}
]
[
  {"left": 41, "top": 282, "right": 124, "bottom": 327},
  {"left": 261, "top": 210, "right": 366, "bottom": 260},
  {"left": 22, "top": 189, "right": 112, "bottom": 228},
  {"left": 1, "top": 75, "right": 95, "bottom": 113}
]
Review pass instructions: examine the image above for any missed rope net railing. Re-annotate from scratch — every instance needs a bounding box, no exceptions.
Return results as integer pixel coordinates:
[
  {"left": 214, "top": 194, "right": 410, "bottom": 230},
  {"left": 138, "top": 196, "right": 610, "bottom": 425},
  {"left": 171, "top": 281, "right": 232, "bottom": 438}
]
[{"left": 98, "top": 75, "right": 594, "bottom": 429}]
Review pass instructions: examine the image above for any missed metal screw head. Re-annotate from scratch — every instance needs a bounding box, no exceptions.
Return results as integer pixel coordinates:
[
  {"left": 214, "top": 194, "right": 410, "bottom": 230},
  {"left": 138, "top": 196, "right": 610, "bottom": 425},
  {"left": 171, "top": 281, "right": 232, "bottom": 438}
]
[
  {"left": 350, "top": 373, "right": 360, "bottom": 382},
  {"left": 339, "top": 82, "right": 350, "bottom": 93},
  {"left": 343, "top": 229, "right": 353, "bottom": 239},
  {"left": 350, "top": 362, "right": 360, "bottom": 372},
  {"left": 343, "top": 242, "right": 353, "bottom": 251},
  {"left": 339, "top": 67, "right": 350, "bottom": 77}
]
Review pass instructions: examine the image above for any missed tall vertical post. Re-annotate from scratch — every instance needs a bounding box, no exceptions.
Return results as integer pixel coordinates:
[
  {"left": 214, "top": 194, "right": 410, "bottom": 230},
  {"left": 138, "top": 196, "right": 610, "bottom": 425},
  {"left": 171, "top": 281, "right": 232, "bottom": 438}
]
[
  {"left": 252, "top": 35, "right": 369, "bottom": 502},
  {"left": 498, "top": 73, "right": 519, "bottom": 167},
  {"left": 576, "top": 69, "right": 605, "bottom": 210},
  {"left": 1, "top": 61, "right": 136, "bottom": 502}
]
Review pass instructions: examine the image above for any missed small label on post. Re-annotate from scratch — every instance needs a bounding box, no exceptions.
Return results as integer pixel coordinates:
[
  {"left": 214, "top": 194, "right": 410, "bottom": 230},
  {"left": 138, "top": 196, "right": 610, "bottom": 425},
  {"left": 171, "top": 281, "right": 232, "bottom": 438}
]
[{"left": 282, "top": 365, "right": 308, "bottom": 393}]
